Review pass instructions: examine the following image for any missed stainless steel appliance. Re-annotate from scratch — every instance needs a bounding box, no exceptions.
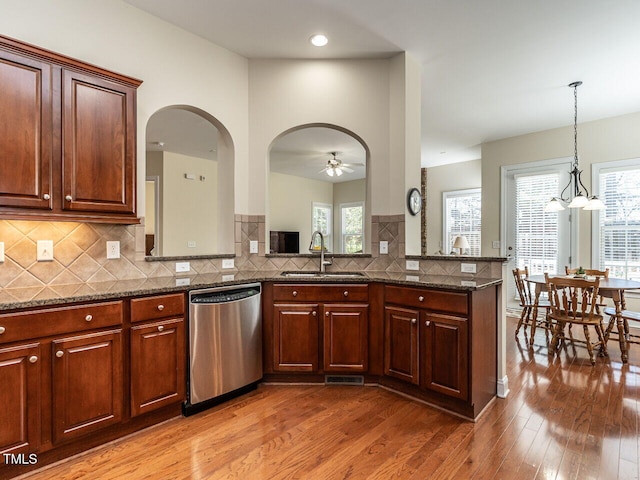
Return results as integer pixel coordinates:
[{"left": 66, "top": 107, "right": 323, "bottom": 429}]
[{"left": 183, "top": 283, "right": 262, "bottom": 416}]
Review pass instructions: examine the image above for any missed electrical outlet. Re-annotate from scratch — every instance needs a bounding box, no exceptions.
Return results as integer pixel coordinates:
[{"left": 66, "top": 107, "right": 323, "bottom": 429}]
[
  {"left": 222, "top": 258, "right": 234, "bottom": 269},
  {"left": 106, "top": 241, "right": 120, "bottom": 259},
  {"left": 175, "top": 262, "right": 190, "bottom": 273},
  {"left": 379, "top": 241, "right": 388, "bottom": 254},
  {"left": 37, "top": 240, "right": 54, "bottom": 261},
  {"left": 175, "top": 277, "right": 191, "bottom": 286},
  {"left": 249, "top": 240, "right": 258, "bottom": 254},
  {"left": 461, "top": 263, "right": 476, "bottom": 274},
  {"left": 0, "top": 241, "right": 4, "bottom": 263},
  {"left": 492, "top": 240, "right": 501, "bottom": 249},
  {"left": 406, "top": 260, "right": 420, "bottom": 271},
  {"left": 222, "top": 274, "right": 235, "bottom": 282},
  {"left": 187, "top": 241, "right": 196, "bottom": 248}
]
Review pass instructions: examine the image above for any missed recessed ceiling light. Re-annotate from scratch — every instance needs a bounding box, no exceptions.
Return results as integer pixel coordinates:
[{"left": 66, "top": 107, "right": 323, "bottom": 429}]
[{"left": 310, "top": 34, "right": 328, "bottom": 47}]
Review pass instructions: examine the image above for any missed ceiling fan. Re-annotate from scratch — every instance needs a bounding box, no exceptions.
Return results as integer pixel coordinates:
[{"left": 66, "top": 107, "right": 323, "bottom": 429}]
[{"left": 318, "top": 152, "right": 363, "bottom": 177}]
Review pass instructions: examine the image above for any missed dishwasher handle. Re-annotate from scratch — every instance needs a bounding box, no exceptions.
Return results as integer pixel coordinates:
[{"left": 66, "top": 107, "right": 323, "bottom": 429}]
[{"left": 190, "top": 286, "right": 260, "bottom": 304}]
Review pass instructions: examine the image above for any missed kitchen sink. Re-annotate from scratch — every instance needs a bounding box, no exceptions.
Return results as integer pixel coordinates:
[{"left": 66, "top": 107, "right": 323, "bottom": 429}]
[{"left": 280, "top": 271, "right": 365, "bottom": 278}]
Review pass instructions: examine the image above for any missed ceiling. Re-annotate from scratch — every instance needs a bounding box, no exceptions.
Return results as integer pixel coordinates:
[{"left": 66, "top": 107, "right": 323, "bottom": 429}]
[{"left": 129, "top": 0, "right": 640, "bottom": 167}]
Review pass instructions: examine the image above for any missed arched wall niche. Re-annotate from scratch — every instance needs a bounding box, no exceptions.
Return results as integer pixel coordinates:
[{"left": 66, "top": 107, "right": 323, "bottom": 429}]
[
  {"left": 145, "top": 105, "right": 235, "bottom": 257},
  {"left": 267, "top": 123, "right": 371, "bottom": 255}
]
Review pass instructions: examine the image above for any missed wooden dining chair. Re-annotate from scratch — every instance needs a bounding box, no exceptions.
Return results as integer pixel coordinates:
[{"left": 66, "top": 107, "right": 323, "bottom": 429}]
[
  {"left": 512, "top": 267, "right": 550, "bottom": 338},
  {"left": 603, "top": 303, "right": 640, "bottom": 347},
  {"left": 545, "top": 274, "right": 607, "bottom": 365},
  {"left": 564, "top": 266, "right": 610, "bottom": 312}
]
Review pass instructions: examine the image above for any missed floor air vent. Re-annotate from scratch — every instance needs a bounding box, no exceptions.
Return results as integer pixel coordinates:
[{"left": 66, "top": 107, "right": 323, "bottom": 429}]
[{"left": 325, "top": 375, "right": 365, "bottom": 386}]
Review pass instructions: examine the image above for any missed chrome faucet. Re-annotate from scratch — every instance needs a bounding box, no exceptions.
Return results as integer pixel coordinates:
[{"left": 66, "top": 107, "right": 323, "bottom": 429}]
[{"left": 309, "top": 230, "right": 333, "bottom": 273}]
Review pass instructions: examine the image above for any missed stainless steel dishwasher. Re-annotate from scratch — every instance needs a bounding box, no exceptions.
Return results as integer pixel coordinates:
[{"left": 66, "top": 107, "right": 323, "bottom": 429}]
[{"left": 183, "top": 283, "right": 262, "bottom": 416}]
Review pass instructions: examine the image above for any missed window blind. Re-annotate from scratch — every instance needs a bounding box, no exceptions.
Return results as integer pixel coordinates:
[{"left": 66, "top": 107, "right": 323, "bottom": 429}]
[
  {"left": 515, "top": 173, "right": 560, "bottom": 275},
  {"left": 598, "top": 167, "right": 640, "bottom": 280}
]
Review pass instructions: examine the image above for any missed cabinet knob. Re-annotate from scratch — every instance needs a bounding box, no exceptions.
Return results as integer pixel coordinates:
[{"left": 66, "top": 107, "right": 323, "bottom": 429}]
[
  {"left": 85, "top": 314, "right": 93, "bottom": 322},
  {"left": 43, "top": 193, "right": 50, "bottom": 200},
  {"left": 158, "top": 325, "right": 164, "bottom": 332},
  {"left": 343, "top": 291, "right": 349, "bottom": 297},
  {"left": 425, "top": 320, "right": 431, "bottom": 327},
  {"left": 65, "top": 195, "right": 72, "bottom": 201},
  {"left": 292, "top": 291, "right": 298, "bottom": 297},
  {"left": 325, "top": 311, "right": 330, "bottom": 316},
  {"left": 157, "top": 304, "right": 165, "bottom": 311},
  {"left": 418, "top": 296, "right": 424, "bottom": 302},
  {"left": 0, "top": 326, "right": 5, "bottom": 335},
  {"left": 29, "top": 355, "right": 38, "bottom": 364},
  {"left": 312, "top": 311, "right": 317, "bottom": 317},
  {"left": 56, "top": 350, "right": 64, "bottom": 358},
  {"left": 411, "top": 318, "right": 417, "bottom": 324}
]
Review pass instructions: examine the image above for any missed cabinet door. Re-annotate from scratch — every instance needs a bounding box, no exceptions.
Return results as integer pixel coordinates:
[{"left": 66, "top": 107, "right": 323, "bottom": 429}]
[
  {"left": 421, "top": 312, "right": 468, "bottom": 400},
  {"left": 384, "top": 306, "right": 419, "bottom": 385},
  {"left": 273, "top": 304, "right": 319, "bottom": 372},
  {"left": 52, "top": 330, "right": 123, "bottom": 443},
  {"left": 0, "top": 343, "right": 40, "bottom": 455},
  {"left": 0, "top": 49, "right": 52, "bottom": 210},
  {"left": 62, "top": 69, "right": 135, "bottom": 214},
  {"left": 323, "top": 304, "right": 368, "bottom": 372},
  {"left": 131, "top": 318, "right": 185, "bottom": 417}
]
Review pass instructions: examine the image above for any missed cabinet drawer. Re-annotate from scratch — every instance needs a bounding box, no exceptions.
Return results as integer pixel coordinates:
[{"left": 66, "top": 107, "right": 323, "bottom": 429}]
[
  {"left": 0, "top": 301, "right": 123, "bottom": 344},
  {"left": 130, "top": 293, "right": 185, "bottom": 323},
  {"left": 273, "top": 284, "right": 368, "bottom": 302},
  {"left": 385, "top": 285, "right": 468, "bottom": 315}
]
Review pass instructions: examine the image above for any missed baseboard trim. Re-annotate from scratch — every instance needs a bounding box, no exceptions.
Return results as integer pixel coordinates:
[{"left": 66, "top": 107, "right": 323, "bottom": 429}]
[{"left": 497, "top": 375, "right": 510, "bottom": 398}]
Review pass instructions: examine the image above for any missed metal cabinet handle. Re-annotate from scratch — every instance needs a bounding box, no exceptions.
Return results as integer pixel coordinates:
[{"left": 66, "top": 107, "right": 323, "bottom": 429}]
[
  {"left": 158, "top": 325, "right": 164, "bottom": 332},
  {"left": 56, "top": 350, "right": 64, "bottom": 358},
  {"left": 343, "top": 291, "right": 349, "bottom": 297},
  {"left": 157, "top": 304, "right": 165, "bottom": 311},
  {"left": 411, "top": 318, "right": 417, "bottom": 324},
  {"left": 418, "top": 296, "right": 424, "bottom": 302},
  {"left": 43, "top": 193, "right": 50, "bottom": 200},
  {"left": 65, "top": 195, "right": 72, "bottom": 201},
  {"left": 29, "top": 355, "right": 38, "bottom": 364},
  {"left": 425, "top": 320, "right": 431, "bottom": 327},
  {"left": 325, "top": 311, "right": 330, "bottom": 316},
  {"left": 292, "top": 291, "right": 298, "bottom": 297},
  {"left": 0, "top": 326, "right": 5, "bottom": 335},
  {"left": 312, "top": 311, "right": 317, "bottom": 317},
  {"left": 85, "top": 314, "right": 93, "bottom": 322}
]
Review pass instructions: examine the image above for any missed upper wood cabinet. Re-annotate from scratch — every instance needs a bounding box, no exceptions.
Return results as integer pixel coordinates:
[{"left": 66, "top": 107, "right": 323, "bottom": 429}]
[{"left": 0, "top": 34, "right": 141, "bottom": 223}]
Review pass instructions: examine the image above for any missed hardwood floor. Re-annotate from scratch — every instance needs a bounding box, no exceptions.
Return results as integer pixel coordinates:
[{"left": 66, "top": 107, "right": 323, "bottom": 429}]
[{"left": 14, "top": 316, "right": 640, "bottom": 480}]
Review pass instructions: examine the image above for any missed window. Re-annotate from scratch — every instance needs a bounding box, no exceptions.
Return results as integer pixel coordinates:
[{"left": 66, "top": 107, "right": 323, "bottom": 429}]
[
  {"left": 341, "top": 202, "right": 364, "bottom": 253},
  {"left": 592, "top": 159, "right": 640, "bottom": 280},
  {"left": 514, "top": 173, "right": 563, "bottom": 274},
  {"left": 311, "top": 202, "right": 332, "bottom": 252},
  {"left": 443, "top": 189, "right": 481, "bottom": 256}
]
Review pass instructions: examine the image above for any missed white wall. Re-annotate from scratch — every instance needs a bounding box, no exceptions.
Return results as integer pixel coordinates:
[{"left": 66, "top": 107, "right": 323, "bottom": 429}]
[
  {"left": 269, "top": 172, "right": 333, "bottom": 252},
  {"left": 426, "top": 159, "right": 482, "bottom": 255},
  {"left": 161, "top": 152, "right": 218, "bottom": 256}
]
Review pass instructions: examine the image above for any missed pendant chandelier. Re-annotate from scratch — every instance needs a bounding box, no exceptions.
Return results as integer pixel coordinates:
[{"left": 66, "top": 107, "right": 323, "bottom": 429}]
[{"left": 544, "top": 81, "right": 605, "bottom": 212}]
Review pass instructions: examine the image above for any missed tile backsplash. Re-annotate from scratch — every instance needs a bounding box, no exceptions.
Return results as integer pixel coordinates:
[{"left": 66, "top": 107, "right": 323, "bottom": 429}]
[{"left": 0, "top": 216, "right": 501, "bottom": 288}]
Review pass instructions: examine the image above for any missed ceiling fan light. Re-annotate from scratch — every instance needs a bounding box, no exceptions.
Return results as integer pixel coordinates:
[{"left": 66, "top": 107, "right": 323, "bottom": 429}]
[
  {"left": 335, "top": 167, "right": 343, "bottom": 176},
  {"left": 326, "top": 168, "right": 334, "bottom": 177}
]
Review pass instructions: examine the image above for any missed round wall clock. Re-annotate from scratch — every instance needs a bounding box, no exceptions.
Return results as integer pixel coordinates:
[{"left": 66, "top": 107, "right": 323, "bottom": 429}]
[{"left": 407, "top": 187, "right": 422, "bottom": 216}]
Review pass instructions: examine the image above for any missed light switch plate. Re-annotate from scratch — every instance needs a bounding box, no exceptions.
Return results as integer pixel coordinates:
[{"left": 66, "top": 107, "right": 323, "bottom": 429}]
[
  {"left": 37, "top": 240, "right": 54, "bottom": 261},
  {"left": 106, "top": 241, "right": 120, "bottom": 259},
  {"left": 461, "top": 263, "right": 476, "bottom": 274},
  {"left": 0, "top": 242, "right": 4, "bottom": 263},
  {"left": 406, "top": 260, "right": 420, "bottom": 271},
  {"left": 249, "top": 240, "right": 258, "bottom": 254},
  {"left": 176, "top": 262, "right": 190, "bottom": 273},
  {"left": 379, "top": 241, "right": 388, "bottom": 254},
  {"left": 222, "top": 258, "right": 234, "bottom": 269}
]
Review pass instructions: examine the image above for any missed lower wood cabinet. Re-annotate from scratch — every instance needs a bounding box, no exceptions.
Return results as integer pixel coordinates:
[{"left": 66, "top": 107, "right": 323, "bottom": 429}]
[
  {"left": 323, "top": 303, "right": 368, "bottom": 372},
  {"left": 0, "top": 343, "right": 41, "bottom": 455},
  {"left": 273, "top": 303, "right": 319, "bottom": 372},
  {"left": 130, "top": 317, "right": 185, "bottom": 417},
  {"left": 384, "top": 306, "right": 419, "bottom": 385},
  {"left": 421, "top": 312, "right": 468, "bottom": 400},
  {"left": 52, "top": 330, "right": 123, "bottom": 444}
]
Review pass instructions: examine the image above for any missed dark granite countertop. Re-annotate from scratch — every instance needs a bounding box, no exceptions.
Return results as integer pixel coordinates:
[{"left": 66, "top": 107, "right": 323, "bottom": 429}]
[{"left": 0, "top": 271, "right": 502, "bottom": 312}]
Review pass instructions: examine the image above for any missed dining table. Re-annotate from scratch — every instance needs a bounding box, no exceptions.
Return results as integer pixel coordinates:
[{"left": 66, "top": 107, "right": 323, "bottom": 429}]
[{"left": 525, "top": 274, "right": 640, "bottom": 363}]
